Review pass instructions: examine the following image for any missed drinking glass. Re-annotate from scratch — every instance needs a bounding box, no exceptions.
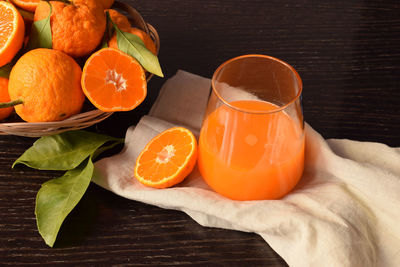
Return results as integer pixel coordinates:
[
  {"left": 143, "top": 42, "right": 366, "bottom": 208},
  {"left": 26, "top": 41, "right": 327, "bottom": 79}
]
[{"left": 198, "top": 54, "right": 304, "bottom": 200}]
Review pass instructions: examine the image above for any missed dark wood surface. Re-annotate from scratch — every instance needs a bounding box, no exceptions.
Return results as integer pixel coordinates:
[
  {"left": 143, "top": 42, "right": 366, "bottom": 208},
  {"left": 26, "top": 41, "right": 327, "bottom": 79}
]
[{"left": 1, "top": 0, "right": 399, "bottom": 265}]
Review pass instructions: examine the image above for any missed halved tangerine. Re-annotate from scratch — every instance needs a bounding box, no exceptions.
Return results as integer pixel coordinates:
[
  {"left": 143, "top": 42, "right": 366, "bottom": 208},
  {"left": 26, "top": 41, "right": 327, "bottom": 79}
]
[
  {"left": 0, "top": 1, "right": 25, "bottom": 67},
  {"left": 81, "top": 48, "right": 147, "bottom": 112},
  {"left": 134, "top": 127, "right": 198, "bottom": 189}
]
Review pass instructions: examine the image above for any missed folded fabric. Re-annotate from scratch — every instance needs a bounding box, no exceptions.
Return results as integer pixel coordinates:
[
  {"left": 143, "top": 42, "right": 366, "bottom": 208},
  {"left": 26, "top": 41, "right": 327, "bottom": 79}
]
[{"left": 92, "top": 70, "right": 400, "bottom": 267}]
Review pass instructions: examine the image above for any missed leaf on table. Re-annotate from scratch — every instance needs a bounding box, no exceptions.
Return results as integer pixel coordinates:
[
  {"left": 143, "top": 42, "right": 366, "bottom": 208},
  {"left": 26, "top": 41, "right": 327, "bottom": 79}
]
[
  {"left": 13, "top": 130, "right": 120, "bottom": 170},
  {"left": 35, "top": 157, "right": 94, "bottom": 247},
  {"left": 106, "top": 12, "right": 164, "bottom": 78},
  {"left": 26, "top": 1, "right": 52, "bottom": 50}
]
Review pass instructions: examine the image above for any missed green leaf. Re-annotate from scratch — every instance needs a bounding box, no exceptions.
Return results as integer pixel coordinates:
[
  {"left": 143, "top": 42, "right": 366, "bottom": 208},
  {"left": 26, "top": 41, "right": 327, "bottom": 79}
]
[
  {"left": 13, "top": 130, "right": 120, "bottom": 170},
  {"left": 0, "top": 63, "right": 12, "bottom": 78},
  {"left": 107, "top": 13, "right": 163, "bottom": 77},
  {"left": 116, "top": 29, "right": 164, "bottom": 77},
  {"left": 35, "top": 157, "right": 94, "bottom": 247},
  {"left": 26, "top": 1, "right": 52, "bottom": 50}
]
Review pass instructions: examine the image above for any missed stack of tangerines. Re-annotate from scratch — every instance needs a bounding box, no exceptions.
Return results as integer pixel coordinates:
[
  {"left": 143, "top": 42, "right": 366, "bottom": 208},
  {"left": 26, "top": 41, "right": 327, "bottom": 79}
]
[
  {"left": 0, "top": 0, "right": 160, "bottom": 122},
  {"left": 1, "top": 0, "right": 196, "bottom": 189}
]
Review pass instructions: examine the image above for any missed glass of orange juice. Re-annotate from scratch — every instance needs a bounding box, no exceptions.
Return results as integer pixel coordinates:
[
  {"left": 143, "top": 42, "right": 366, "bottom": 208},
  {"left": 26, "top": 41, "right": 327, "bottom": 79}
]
[{"left": 198, "top": 54, "right": 305, "bottom": 200}]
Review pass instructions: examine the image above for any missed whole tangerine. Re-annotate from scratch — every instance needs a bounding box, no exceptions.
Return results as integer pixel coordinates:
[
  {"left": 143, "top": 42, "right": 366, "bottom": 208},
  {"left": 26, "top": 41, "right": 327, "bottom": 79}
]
[
  {"left": 7, "top": 48, "right": 85, "bottom": 122},
  {"left": 100, "top": 0, "right": 114, "bottom": 9},
  {"left": 34, "top": 0, "right": 106, "bottom": 58},
  {"left": 105, "top": 9, "right": 131, "bottom": 31}
]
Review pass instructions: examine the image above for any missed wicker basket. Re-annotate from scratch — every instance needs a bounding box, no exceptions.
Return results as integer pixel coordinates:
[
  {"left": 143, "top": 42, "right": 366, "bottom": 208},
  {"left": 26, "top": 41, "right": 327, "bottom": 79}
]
[{"left": 0, "top": 1, "right": 160, "bottom": 137}]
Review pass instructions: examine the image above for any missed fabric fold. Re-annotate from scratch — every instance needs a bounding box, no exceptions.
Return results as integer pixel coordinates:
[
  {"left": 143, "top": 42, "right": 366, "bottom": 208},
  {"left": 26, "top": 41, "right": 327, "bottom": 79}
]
[{"left": 92, "top": 70, "right": 400, "bottom": 267}]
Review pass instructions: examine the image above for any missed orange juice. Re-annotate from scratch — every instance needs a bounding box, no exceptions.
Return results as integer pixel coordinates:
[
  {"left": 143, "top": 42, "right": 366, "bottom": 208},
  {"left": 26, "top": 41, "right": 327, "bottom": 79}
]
[{"left": 198, "top": 99, "right": 305, "bottom": 200}]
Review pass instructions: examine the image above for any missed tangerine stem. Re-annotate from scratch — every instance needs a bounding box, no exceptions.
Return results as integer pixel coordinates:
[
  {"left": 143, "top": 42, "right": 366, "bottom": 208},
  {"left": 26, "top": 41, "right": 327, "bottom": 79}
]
[{"left": 0, "top": 99, "right": 23, "bottom": 108}]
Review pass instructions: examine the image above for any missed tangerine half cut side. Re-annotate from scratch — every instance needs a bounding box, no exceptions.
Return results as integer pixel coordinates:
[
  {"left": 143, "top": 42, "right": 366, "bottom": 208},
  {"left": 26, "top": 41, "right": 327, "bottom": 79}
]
[
  {"left": 81, "top": 48, "right": 147, "bottom": 112},
  {"left": 134, "top": 127, "right": 198, "bottom": 189},
  {"left": 0, "top": 1, "right": 25, "bottom": 67}
]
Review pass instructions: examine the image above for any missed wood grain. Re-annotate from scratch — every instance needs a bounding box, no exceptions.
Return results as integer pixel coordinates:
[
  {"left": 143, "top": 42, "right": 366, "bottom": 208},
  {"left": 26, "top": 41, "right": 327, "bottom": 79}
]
[{"left": 1, "top": 0, "right": 399, "bottom": 265}]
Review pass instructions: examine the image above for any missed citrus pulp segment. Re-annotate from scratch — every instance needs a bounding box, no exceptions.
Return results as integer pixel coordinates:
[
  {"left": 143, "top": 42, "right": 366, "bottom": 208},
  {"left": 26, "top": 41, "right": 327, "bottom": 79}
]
[
  {"left": 134, "top": 127, "right": 198, "bottom": 189},
  {"left": 0, "top": 1, "right": 25, "bottom": 67},
  {"left": 81, "top": 48, "right": 147, "bottom": 112}
]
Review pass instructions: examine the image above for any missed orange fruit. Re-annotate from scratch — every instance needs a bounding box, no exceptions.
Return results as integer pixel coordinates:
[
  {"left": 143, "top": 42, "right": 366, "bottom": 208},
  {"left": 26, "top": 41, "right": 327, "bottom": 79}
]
[
  {"left": 0, "top": 1, "right": 25, "bottom": 67},
  {"left": 134, "top": 127, "right": 198, "bottom": 189},
  {"left": 8, "top": 48, "right": 84, "bottom": 122},
  {"left": 81, "top": 48, "right": 147, "bottom": 112},
  {"left": 9, "top": 0, "right": 39, "bottom": 12},
  {"left": 108, "top": 27, "right": 157, "bottom": 55},
  {"left": 99, "top": 0, "right": 114, "bottom": 9},
  {"left": 105, "top": 9, "right": 131, "bottom": 31},
  {"left": 34, "top": 0, "right": 106, "bottom": 58},
  {"left": 0, "top": 77, "right": 13, "bottom": 121}
]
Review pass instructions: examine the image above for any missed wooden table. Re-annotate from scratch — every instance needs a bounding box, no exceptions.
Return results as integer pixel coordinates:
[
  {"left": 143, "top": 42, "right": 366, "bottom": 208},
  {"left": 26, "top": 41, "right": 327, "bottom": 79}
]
[{"left": 1, "top": 0, "right": 399, "bottom": 265}]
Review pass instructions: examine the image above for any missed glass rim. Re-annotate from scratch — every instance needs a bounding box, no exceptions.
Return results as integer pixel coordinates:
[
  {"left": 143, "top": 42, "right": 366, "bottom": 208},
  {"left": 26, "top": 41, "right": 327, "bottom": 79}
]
[{"left": 211, "top": 54, "right": 303, "bottom": 114}]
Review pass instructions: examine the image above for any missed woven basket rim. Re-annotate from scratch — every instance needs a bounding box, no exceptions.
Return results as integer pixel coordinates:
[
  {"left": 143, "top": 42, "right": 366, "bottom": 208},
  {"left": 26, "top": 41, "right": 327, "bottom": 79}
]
[{"left": 0, "top": 1, "right": 159, "bottom": 137}]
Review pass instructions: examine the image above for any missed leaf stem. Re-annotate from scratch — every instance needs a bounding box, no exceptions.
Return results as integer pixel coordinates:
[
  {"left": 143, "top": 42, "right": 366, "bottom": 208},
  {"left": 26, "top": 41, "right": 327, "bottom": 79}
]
[{"left": 0, "top": 99, "right": 23, "bottom": 108}]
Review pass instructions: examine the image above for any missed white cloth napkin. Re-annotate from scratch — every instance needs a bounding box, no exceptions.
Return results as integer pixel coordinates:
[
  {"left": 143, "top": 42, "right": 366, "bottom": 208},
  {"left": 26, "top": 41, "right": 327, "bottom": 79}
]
[{"left": 92, "top": 70, "right": 400, "bottom": 267}]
